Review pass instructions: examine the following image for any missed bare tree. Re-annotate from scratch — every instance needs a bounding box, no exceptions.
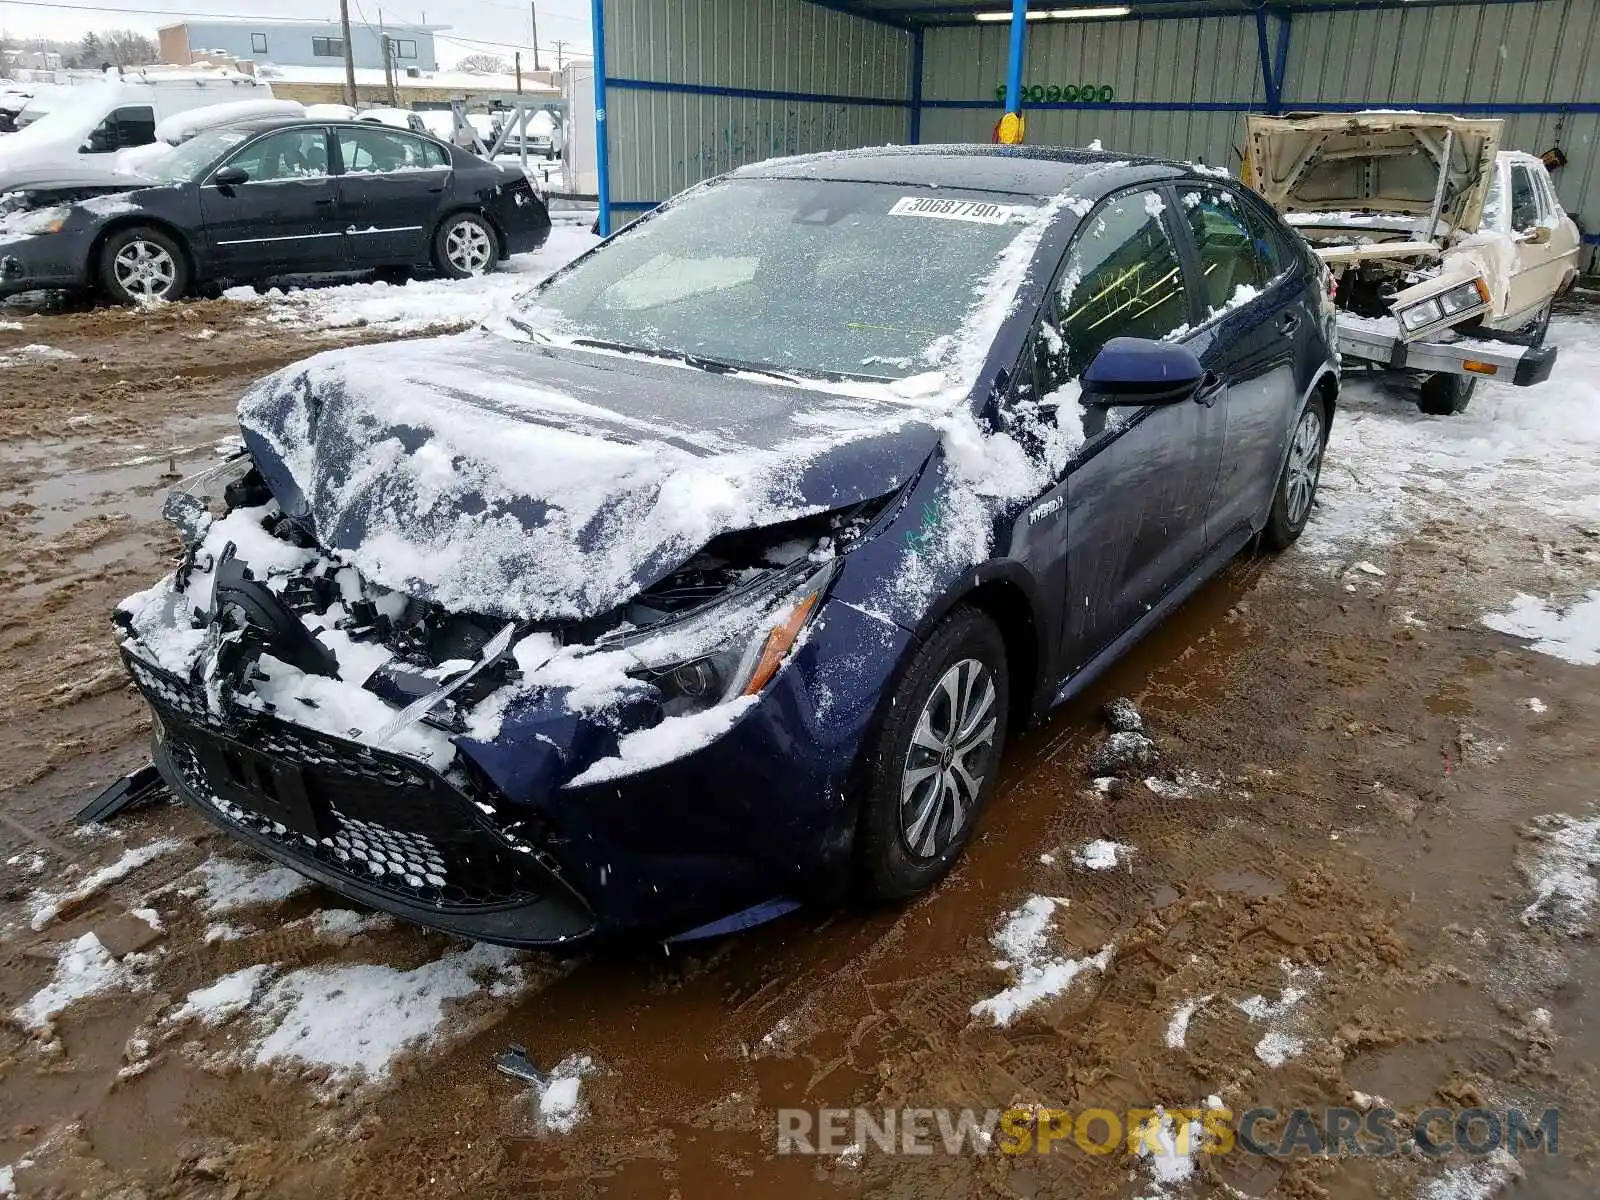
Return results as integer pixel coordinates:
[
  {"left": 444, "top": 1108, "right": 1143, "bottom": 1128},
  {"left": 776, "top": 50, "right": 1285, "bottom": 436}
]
[
  {"left": 103, "top": 29, "right": 159, "bottom": 67},
  {"left": 456, "top": 53, "right": 509, "bottom": 75}
]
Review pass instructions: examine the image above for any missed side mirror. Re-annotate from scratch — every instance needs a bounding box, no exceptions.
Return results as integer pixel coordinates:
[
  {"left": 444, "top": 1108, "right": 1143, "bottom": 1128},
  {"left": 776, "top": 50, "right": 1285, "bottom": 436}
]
[
  {"left": 1081, "top": 337, "right": 1205, "bottom": 407},
  {"left": 211, "top": 165, "right": 249, "bottom": 188},
  {"left": 1523, "top": 224, "right": 1552, "bottom": 245}
]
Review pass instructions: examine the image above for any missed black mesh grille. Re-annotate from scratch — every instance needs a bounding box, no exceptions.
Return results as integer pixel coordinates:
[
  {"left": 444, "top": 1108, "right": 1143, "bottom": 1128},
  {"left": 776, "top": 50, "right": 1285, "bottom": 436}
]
[{"left": 124, "top": 651, "right": 558, "bottom": 911}]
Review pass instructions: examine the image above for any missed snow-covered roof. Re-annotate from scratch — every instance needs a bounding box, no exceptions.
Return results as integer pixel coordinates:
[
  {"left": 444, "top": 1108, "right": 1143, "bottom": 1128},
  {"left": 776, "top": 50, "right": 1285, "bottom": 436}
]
[{"left": 253, "top": 63, "right": 557, "bottom": 95}]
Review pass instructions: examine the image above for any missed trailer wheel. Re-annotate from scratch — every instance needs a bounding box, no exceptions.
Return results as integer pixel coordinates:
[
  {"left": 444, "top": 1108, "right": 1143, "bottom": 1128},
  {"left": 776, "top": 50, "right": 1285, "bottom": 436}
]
[{"left": 1417, "top": 372, "right": 1477, "bottom": 416}]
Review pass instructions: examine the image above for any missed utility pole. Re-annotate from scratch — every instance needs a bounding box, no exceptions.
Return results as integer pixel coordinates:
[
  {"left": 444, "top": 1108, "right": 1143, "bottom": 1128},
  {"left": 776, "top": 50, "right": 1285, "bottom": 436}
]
[
  {"left": 530, "top": 2, "right": 540, "bottom": 71},
  {"left": 338, "top": 0, "right": 358, "bottom": 107},
  {"left": 514, "top": 51, "right": 522, "bottom": 94},
  {"left": 554, "top": 39, "right": 566, "bottom": 71}
]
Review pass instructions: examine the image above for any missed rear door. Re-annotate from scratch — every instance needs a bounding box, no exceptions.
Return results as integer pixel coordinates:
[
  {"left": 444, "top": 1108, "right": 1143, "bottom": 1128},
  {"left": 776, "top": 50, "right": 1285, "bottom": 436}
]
[
  {"left": 333, "top": 126, "right": 452, "bottom": 266},
  {"left": 200, "top": 126, "right": 345, "bottom": 276},
  {"left": 1053, "top": 186, "right": 1228, "bottom": 674},
  {"left": 1174, "top": 182, "right": 1306, "bottom": 542}
]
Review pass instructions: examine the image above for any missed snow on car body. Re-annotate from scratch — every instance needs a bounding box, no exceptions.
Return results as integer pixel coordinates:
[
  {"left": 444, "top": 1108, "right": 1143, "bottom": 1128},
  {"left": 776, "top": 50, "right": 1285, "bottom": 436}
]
[
  {"left": 1246, "top": 112, "right": 1580, "bottom": 414},
  {"left": 114, "top": 145, "right": 1339, "bottom": 948}
]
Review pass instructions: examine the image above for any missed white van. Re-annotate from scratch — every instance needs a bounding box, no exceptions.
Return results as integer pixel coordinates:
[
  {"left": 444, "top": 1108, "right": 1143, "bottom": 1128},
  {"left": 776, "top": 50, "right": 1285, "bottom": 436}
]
[{"left": 0, "top": 72, "right": 271, "bottom": 174}]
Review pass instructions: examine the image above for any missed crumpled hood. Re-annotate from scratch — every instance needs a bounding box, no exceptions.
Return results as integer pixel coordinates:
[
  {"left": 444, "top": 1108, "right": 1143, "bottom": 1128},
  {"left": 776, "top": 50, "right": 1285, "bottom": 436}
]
[
  {"left": 237, "top": 329, "right": 947, "bottom": 621},
  {"left": 1246, "top": 113, "right": 1501, "bottom": 232}
]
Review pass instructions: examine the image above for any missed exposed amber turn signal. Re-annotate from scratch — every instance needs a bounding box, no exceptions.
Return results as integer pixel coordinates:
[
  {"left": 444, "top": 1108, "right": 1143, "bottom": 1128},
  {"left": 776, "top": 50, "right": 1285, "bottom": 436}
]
[{"left": 742, "top": 592, "right": 822, "bottom": 696}]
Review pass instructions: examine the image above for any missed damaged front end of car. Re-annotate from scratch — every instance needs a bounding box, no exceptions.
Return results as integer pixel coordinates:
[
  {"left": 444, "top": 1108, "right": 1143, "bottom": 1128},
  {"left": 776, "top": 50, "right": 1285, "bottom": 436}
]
[{"left": 115, "top": 447, "right": 904, "bottom": 947}]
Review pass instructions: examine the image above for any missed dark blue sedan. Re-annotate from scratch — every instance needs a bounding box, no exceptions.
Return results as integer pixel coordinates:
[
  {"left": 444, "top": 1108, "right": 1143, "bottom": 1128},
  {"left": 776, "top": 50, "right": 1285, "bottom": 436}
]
[{"left": 115, "top": 145, "right": 1338, "bottom": 948}]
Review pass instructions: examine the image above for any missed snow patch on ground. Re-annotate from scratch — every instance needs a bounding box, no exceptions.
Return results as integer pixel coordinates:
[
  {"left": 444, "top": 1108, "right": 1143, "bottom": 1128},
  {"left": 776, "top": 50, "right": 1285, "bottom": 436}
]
[
  {"left": 12, "top": 933, "right": 130, "bottom": 1031},
  {"left": 1416, "top": 1148, "right": 1522, "bottom": 1199},
  {"left": 28, "top": 839, "right": 183, "bottom": 931},
  {"left": 1233, "top": 960, "right": 1321, "bottom": 1067},
  {"left": 535, "top": 1053, "right": 596, "bottom": 1133},
  {"left": 1071, "top": 839, "right": 1133, "bottom": 870},
  {"left": 308, "top": 909, "right": 393, "bottom": 938},
  {"left": 971, "top": 896, "right": 1114, "bottom": 1026},
  {"left": 166, "top": 964, "right": 275, "bottom": 1027},
  {"left": 1131, "top": 1103, "right": 1208, "bottom": 1198},
  {"left": 187, "top": 857, "right": 314, "bottom": 914},
  {"left": 1516, "top": 811, "right": 1600, "bottom": 934},
  {"left": 246, "top": 942, "right": 529, "bottom": 1083},
  {"left": 1164, "top": 994, "right": 1213, "bottom": 1049},
  {"left": 1481, "top": 591, "right": 1600, "bottom": 667},
  {"left": 0, "top": 343, "right": 77, "bottom": 366}
]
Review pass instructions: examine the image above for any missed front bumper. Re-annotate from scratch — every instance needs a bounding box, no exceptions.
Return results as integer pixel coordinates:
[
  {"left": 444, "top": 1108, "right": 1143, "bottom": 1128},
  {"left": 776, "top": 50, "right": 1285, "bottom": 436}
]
[
  {"left": 0, "top": 234, "right": 92, "bottom": 297},
  {"left": 1336, "top": 310, "right": 1558, "bottom": 387}
]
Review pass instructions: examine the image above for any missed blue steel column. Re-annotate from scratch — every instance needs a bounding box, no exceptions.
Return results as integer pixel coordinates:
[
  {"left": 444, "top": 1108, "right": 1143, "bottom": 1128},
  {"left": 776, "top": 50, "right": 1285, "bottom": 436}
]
[
  {"left": 1003, "top": 0, "right": 1027, "bottom": 121},
  {"left": 1273, "top": 13, "right": 1292, "bottom": 112},
  {"left": 1254, "top": 8, "right": 1279, "bottom": 114},
  {"left": 590, "top": 0, "right": 612, "bottom": 236},
  {"left": 909, "top": 27, "right": 925, "bottom": 144}
]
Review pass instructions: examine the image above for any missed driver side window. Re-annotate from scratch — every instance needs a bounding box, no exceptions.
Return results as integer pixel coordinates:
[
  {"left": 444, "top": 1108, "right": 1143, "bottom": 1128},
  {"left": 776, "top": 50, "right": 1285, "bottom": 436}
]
[
  {"left": 83, "top": 106, "right": 155, "bottom": 153},
  {"left": 1037, "top": 189, "right": 1191, "bottom": 390},
  {"left": 222, "top": 129, "right": 330, "bottom": 182},
  {"left": 1509, "top": 166, "right": 1542, "bottom": 232}
]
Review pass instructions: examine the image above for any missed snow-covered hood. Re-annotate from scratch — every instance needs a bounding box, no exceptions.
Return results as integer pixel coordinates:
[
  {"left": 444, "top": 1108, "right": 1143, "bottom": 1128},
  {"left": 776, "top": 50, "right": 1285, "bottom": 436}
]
[
  {"left": 1246, "top": 113, "right": 1501, "bottom": 233},
  {"left": 237, "top": 330, "right": 948, "bottom": 622},
  {"left": 0, "top": 162, "right": 152, "bottom": 195}
]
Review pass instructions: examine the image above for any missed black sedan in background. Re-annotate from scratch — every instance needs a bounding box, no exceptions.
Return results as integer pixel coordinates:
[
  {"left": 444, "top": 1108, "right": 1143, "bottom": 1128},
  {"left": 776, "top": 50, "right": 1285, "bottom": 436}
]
[{"left": 0, "top": 118, "right": 551, "bottom": 304}]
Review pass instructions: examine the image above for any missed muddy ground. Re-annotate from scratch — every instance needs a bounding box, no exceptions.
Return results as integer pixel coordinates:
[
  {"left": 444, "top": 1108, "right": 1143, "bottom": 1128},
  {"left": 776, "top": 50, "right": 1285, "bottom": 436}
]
[{"left": 0, "top": 299, "right": 1597, "bottom": 1199}]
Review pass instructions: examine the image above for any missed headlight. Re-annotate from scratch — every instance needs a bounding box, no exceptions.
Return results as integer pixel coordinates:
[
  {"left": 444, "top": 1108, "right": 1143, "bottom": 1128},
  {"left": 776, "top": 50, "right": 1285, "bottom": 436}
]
[
  {"left": 1397, "top": 298, "right": 1443, "bottom": 331},
  {"left": 1394, "top": 277, "right": 1489, "bottom": 333},
  {"left": 2, "top": 204, "right": 71, "bottom": 236},
  {"left": 1436, "top": 277, "right": 1491, "bottom": 316},
  {"left": 614, "top": 559, "right": 837, "bottom": 716},
  {"left": 161, "top": 448, "right": 255, "bottom": 551}
]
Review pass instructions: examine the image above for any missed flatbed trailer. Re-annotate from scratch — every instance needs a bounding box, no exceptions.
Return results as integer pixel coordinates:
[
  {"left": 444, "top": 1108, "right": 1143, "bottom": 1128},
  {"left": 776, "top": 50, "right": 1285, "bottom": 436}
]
[{"left": 1336, "top": 310, "right": 1558, "bottom": 389}]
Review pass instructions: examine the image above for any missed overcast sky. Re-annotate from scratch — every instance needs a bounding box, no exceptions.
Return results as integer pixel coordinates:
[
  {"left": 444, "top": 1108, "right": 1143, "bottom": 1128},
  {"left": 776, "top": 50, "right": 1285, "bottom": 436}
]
[{"left": 0, "top": 0, "right": 594, "bottom": 66}]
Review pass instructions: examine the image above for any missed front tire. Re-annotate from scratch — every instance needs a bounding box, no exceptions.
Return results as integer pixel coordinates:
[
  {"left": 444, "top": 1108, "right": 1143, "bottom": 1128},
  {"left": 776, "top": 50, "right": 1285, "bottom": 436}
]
[
  {"left": 433, "top": 212, "right": 497, "bottom": 279},
  {"left": 100, "top": 226, "right": 188, "bottom": 305},
  {"left": 857, "top": 607, "right": 1009, "bottom": 901},
  {"left": 1262, "top": 399, "right": 1327, "bottom": 550},
  {"left": 1417, "top": 372, "right": 1477, "bottom": 416}
]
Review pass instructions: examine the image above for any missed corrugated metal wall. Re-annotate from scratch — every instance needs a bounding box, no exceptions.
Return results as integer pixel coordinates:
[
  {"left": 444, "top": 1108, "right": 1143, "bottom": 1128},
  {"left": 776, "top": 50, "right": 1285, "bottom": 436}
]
[
  {"left": 601, "top": 0, "right": 911, "bottom": 209},
  {"left": 915, "top": 0, "right": 1598, "bottom": 264},
  {"left": 1283, "top": 1, "right": 1599, "bottom": 259},
  {"left": 919, "top": 16, "right": 1264, "bottom": 172}
]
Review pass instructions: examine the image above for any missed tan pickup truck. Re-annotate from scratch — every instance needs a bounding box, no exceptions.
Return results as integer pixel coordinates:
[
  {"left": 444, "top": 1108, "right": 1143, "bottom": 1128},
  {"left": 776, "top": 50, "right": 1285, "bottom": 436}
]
[{"left": 1245, "top": 112, "right": 1582, "bottom": 414}]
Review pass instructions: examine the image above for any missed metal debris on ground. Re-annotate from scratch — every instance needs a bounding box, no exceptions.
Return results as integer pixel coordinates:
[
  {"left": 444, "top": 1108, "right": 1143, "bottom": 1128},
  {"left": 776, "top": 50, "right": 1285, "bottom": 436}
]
[
  {"left": 75, "top": 763, "right": 170, "bottom": 826},
  {"left": 494, "top": 1043, "right": 544, "bottom": 1086}
]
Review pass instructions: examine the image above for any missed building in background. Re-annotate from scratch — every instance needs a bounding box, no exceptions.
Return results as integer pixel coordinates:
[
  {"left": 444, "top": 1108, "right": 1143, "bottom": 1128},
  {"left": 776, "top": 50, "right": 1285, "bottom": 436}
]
[{"left": 158, "top": 18, "right": 442, "bottom": 72}]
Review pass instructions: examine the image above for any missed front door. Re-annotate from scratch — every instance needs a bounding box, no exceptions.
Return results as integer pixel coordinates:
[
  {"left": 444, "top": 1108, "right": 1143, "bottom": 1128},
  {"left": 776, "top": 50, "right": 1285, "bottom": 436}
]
[
  {"left": 1505, "top": 162, "right": 1578, "bottom": 325},
  {"left": 200, "top": 127, "right": 345, "bottom": 277},
  {"left": 333, "top": 126, "right": 452, "bottom": 266},
  {"left": 1176, "top": 184, "right": 1306, "bottom": 542},
  {"left": 1045, "top": 187, "right": 1228, "bottom": 674}
]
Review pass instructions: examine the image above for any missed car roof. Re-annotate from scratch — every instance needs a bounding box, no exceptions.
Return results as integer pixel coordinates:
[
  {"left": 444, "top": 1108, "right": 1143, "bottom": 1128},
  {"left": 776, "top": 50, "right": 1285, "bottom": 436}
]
[
  {"left": 217, "top": 115, "right": 445, "bottom": 139},
  {"left": 731, "top": 143, "right": 1196, "bottom": 199}
]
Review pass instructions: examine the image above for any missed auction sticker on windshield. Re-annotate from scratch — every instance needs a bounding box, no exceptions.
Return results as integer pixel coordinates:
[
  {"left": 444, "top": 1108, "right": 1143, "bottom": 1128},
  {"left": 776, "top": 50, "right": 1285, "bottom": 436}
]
[{"left": 888, "top": 196, "right": 1031, "bottom": 225}]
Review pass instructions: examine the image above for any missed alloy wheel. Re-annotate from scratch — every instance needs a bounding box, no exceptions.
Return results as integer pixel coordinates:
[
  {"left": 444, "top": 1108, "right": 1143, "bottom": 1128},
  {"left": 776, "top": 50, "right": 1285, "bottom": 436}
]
[
  {"left": 446, "top": 220, "right": 494, "bottom": 275},
  {"left": 1284, "top": 407, "right": 1324, "bottom": 527},
  {"left": 899, "top": 658, "right": 999, "bottom": 859},
  {"left": 113, "top": 240, "right": 178, "bottom": 300}
]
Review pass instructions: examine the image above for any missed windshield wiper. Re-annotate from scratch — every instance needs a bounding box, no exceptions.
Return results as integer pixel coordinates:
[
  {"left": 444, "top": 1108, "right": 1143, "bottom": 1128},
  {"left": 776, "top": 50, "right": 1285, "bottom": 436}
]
[{"left": 566, "top": 337, "right": 803, "bottom": 385}]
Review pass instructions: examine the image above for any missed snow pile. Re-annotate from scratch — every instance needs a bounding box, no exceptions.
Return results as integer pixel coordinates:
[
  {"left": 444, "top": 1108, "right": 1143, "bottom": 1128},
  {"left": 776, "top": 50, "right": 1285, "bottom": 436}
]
[
  {"left": 970, "top": 896, "right": 1114, "bottom": 1026},
  {"left": 230, "top": 227, "right": 599, "bottom": 335},
  {"left": 1164, "top": 994, "right": 1213, "bottom": 1049},
  {"left": 1416, "top": 1148, "right": 1522, "bottom": 1199},
  {"left": 1306, "top": 316, "right": 1600, "bottom": 558},
  {"left": 1233, "top": 960, "right": 1321, "bottom": 1067},
  {"left": 166, "top": 963, "right": 274, "bottom": 1027},
  {"left": 1481, "top": 591, "right": 1600, "bottom": 667},
  {"left": 1071, "top": 839, "right": 1133, "bottom": 870},
  {"left": 247, "top": 941, "right": 528, "bottom": 1083},
  {"left": 534, "top": 1053, "right": 596, "bottom": 1133},
  {"left": 187, "top": 856, "right": 313, "bottom": 914},
  {"left": 13, "top": 933, "right": 130, "bottom": 1031},
  {"left": 1516, "top": 811, "right": 1600, "bottom": 934},
  {"left": 28, "top": 838, "right": 183, "bottom": 931}
]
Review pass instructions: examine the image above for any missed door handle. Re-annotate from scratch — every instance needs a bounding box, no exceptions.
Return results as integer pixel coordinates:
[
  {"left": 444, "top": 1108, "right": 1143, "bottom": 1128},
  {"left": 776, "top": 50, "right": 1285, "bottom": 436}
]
[
  {"left": 426, "top": 185, "right": 445, "bottom": 193},
  {"left": 1277, "top": 313, "right": 1302, "bottom": 337},
  {"left": 1192, "top": 370, "right": 1225, "bottom": 408}
]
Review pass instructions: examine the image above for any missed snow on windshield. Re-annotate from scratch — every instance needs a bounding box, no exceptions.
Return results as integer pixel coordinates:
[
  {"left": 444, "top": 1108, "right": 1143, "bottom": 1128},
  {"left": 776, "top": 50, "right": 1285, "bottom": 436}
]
[{"left": 512, "top": 178, "right": 1045, "bottom": 382}]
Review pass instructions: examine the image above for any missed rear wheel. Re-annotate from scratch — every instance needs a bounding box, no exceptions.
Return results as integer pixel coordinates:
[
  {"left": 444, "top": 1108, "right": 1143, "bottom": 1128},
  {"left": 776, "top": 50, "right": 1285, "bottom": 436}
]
[
  {"left": 1417, "top": 372, "right": 1477, "bottom": 416},
  {"left": 433, "top": 212, "right": 496, "bottom": 279},
  {"left": 856, "top": 607, "right": 1008, "bottom": 901},
  {"left": 100, "top": 226, "right": 188, "bottom": 305},
  {"left": 1262, "top": 399, "right": 1327, "bottom": 550}
]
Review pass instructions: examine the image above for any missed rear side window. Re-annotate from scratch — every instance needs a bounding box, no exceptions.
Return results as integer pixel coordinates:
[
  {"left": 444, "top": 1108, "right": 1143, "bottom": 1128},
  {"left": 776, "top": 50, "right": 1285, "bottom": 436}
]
[
  {"left": 338, "top": 127, "right": 447, "bottom": 173},
  {"left": 1510, "top": 166, "right": 1541, "bottom": 231},
  {"left": 83, "top": 105, "right": 156, "bottom": 153},
  {"left": 1047, "top": 189, "right": 1190, "bottom": 381},
  {"left": 1180, "top": 187, "right": 1271, "bottom": 316}
]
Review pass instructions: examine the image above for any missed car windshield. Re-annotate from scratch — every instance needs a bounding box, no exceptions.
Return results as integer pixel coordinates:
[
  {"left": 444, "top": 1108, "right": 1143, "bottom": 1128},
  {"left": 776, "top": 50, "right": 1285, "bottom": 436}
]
[
  {"left": 144, "top": 127, "right": 254, "bottom": 183},
  {"left": 513, "top": 178, "right": 1043, "bottom": 380}
]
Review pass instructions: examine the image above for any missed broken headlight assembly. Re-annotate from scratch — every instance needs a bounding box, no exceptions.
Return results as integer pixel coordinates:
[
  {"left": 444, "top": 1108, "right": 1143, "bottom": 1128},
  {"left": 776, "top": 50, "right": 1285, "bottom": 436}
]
[
  {"left": 161, "top": 449, "right": 262, "bottom": 552},
  {"left": 613, "top": 558, "right": 839, "bottom": 717},
  {"left": 1392, "top": 277, "right": 1490, "bottom": 339}
]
